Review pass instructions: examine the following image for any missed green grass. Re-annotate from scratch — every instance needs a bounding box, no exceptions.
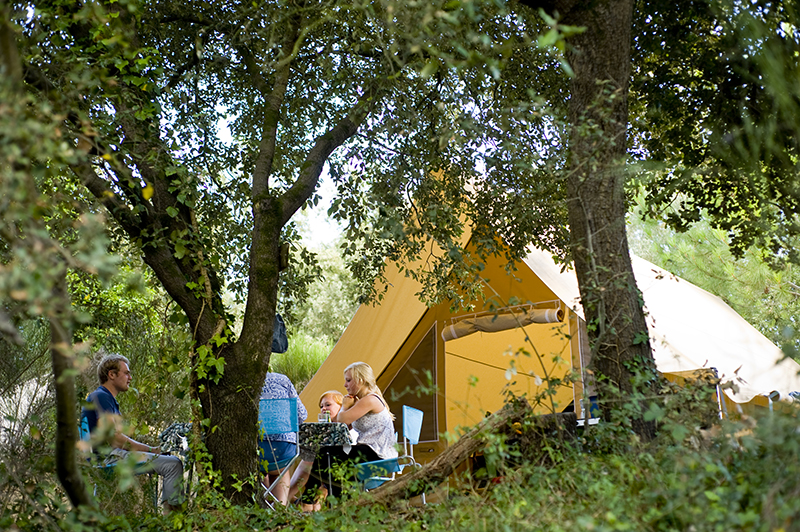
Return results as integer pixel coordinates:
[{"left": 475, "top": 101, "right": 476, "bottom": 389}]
[
  {"left": 7, "top": 406, "right": 800, "bottom": 532},
  {"left": 270, "top": 331, "right": 333, "bottom": 393},
  {"left": 7, "top": 363, "right": 800, "bottom": 532}
]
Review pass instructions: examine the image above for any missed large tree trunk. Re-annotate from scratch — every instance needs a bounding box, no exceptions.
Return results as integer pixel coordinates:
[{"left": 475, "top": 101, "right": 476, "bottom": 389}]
[
  {"left": 3, "top": 9, "right": 92, "bottom": 508},
  {"left": 517, "top": 0, "right": 661, "bottom": 438},
  {"left": 195, "top": 198, "right": 283, "bottom": 503},
  {"left": 192, "top": 342, "right": 265, "bottom": 504},
  {"left": 562, "top": 0, "right": 659, "bottom": 438}
]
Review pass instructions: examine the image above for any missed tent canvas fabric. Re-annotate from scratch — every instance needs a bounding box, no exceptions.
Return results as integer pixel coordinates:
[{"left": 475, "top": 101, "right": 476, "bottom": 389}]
[
  {"left": 523, "top": 246, "right": 800, "bottom": 403},
  {"left": 300, "top": 245, "right": 800, "bottom": 462}
]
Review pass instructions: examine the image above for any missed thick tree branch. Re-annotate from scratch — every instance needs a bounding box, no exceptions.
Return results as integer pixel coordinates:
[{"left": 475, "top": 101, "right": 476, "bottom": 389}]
[
  {"left": 69, "top": 160, "right": 142, "bottom": 237},
  {"left": 140, "top": 245, "right": 217, "bottom": 340},
  {"left": 252, "top": 29, "right": 299, "bottom": 201},
  {"left": 238, "top": 44, "right": 272, "bottom": 96},
  {"left": 280, "top": 99, "right": 373, "bottom": 225},
  {"left": 71, "top": 158, "right": 214, "bottom": 341}
]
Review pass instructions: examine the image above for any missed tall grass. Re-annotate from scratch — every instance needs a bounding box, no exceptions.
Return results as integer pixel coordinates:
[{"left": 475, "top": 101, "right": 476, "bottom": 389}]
[{"left": 270, "top": 331, "right": 333, "bottom": 393}]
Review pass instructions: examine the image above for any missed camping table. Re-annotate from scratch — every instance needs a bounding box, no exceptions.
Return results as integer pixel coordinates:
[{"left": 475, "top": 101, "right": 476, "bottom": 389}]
[
  {"left": 299, "top": 422, "right": 353, "bottom": 497},
  {"left": 299, "top": 422, "right": 352, "bottom": 457}
]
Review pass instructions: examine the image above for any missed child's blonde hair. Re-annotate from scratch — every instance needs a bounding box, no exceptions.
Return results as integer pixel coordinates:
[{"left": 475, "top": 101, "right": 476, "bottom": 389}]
[
  {"left": 319, "top": 390, "right": 344, "bottom": 408},
  {"left": 344, "top": 361, "right": 393, "bottom": 419}
]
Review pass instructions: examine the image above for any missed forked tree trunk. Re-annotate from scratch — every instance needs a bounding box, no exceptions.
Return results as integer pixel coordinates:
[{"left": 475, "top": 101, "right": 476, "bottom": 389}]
[{"left": 188, "top": 215, "right": 283, "bottom": 504}]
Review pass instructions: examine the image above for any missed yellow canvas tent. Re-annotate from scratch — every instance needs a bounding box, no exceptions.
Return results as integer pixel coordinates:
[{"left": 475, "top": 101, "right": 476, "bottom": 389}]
[{"left": 300, "top": 245, "right": 800, "bottom": 463}]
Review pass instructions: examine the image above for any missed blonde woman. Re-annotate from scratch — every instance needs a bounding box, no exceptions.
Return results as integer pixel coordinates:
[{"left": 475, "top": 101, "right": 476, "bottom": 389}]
[
  {"left": 335, "top": 362, "right": 397, "bottom": 459},
  {"left": 300, "top": 362, "right": 397, "bottom": 509}
]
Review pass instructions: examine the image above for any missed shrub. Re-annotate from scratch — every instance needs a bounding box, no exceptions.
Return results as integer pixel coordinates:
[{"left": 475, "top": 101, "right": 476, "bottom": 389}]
[{"left": 271, "top": 332, "right": 333, "bottom": 393}]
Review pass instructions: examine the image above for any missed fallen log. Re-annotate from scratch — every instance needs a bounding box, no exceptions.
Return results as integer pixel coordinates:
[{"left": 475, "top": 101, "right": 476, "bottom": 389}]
[{"left": 356, "top": 398, "right": 534, "bottom": 507}]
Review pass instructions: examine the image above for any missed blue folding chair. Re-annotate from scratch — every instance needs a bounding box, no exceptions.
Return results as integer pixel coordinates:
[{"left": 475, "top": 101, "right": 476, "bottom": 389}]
[
  {"left": 258, "top": 397, "right": 301, "bottom": 509},
  {"left": 79, "top": 415, "right": 117, "bottom": 477},
  {"left": 355, "top": 405, "right": 426, "bottom": 503},
  {"left": 78, "top": 415, "right": 157, "bottom": 505}
]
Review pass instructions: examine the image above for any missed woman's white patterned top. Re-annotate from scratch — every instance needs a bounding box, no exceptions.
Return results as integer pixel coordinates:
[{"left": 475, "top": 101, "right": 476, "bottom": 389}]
[{"left": 351, "top": 394, "right": 398, "bottom": 459}]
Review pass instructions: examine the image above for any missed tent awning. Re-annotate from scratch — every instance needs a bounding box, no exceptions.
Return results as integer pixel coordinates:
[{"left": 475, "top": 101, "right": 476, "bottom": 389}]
[{"left": 442, "top": 308, "right": 564, "bottom": 341}]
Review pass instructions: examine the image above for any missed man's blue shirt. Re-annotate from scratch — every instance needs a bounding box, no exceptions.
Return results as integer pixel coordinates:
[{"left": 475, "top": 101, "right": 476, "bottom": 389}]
[{"left": 82, "top": 385, "right": 120, "bottom": 435}]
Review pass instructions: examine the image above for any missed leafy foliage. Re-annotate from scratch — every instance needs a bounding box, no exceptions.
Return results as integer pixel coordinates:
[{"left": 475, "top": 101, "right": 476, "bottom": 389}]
[
  {"left": 325, "top": 2, "right": 572, "bottom": 305},
  {"left": 6, "top": 0, "right": 799, "bottom": 510},
  {"left": 631, "top": 0, "right": 800, "bottom": 264},
  {"left": 292, "top": 244, "right": 360, "bottom": 343},
  {"left": 6, "top": 392, "right": 800, "bottom": 532},
  {"left": 7, "top": 0, "right": 580, "bottom": 494},
  {"left": 0, "top": 267, "right": 193, "bottom": 522},
  {"left": 0, "top": 25, "right": 117, "bottom": 337},
  {"left": 270, "top": 332, "right": 332, "bottom": 393}
]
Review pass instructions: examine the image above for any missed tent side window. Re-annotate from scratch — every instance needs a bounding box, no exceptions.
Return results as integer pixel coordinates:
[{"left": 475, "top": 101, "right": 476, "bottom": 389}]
[{"left": 382, "top": 326, "right": 438, "bottom": 443}]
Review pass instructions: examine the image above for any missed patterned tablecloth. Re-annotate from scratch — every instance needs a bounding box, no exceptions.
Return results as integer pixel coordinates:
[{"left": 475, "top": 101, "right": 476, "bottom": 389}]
[{"left": 299, "top": 422, "right": 352, "bottom": 461}]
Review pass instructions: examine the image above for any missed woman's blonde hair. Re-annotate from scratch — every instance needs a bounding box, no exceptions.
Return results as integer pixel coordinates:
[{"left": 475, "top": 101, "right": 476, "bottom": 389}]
[
  {"left": 319, "top": 390, "right": 344, "bottom": 408},
  {"left": 344, "top": 361, "right": 393, "bottom": 419}
]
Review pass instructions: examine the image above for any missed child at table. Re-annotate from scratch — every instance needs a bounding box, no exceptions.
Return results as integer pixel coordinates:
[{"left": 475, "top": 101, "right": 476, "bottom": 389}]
[
  {"left": 320, "top": 390, "right": 344, "bottom": 421},
  {"left": 288, "top": 390, "right": 347, "bottom": 503}
]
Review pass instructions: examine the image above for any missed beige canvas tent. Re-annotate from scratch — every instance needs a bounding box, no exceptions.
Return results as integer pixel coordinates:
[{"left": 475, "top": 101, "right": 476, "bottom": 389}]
[{"left": 300, "top": 245, "right": 800, "bottom": 462}]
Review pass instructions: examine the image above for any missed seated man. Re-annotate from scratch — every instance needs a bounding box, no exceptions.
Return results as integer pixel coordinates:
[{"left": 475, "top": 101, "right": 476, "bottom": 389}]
[{"left": 81, "top": 353, "right": 184, "bottom": 514}]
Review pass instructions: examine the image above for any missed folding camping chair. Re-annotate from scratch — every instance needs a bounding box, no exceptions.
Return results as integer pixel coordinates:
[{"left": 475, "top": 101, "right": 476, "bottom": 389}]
[
  {"left": 78, "top": 415, "right": 158, "bottom": 506},
  {"left": 79, "top": 415, "right": 117, "bottom": 487},
  {"left": 258, "top": 397, "right": 301, "bottom": 509},
  {"left": 355, "top": 405, "right": 427, "bottom": 503}
]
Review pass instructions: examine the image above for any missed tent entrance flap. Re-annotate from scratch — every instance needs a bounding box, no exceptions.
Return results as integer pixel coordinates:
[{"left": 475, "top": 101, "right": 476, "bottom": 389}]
[
  {"left": 442, "top": 303, "right": 564, "bottom": 342},
  {"left": 383, "top": 326, "right": 439, "bottom": 443}
]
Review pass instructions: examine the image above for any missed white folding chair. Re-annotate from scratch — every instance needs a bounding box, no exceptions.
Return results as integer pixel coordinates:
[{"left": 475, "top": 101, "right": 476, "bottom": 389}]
[
  {"left": 355, "top": 405, "right": 427, "bottom": 503},
  {"left": 258, "top": 397, "right": 301, "bottom": 509}
]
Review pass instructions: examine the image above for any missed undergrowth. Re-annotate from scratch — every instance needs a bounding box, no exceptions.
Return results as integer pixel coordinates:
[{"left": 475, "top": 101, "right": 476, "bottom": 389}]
[{"left": 4, "top": 405, "right": 800, "bottom": 532}]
